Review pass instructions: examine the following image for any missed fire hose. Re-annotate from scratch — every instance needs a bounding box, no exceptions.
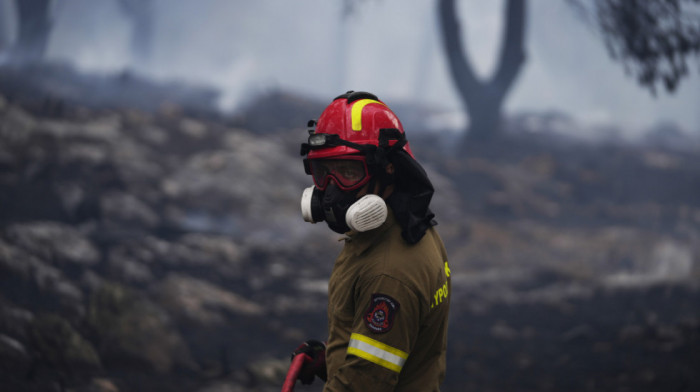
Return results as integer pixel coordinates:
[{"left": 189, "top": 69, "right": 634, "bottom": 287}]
[{"left": 281, "top": 353, "right": 312, "bottom": 392}]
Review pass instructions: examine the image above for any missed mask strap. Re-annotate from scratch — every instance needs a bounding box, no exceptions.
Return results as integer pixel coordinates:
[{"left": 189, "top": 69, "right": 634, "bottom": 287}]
[
  {"left": 365, "top": 175, "right": 377, "bottom": 197},
  {"left": 365, "top": 158, "right": 395, "bottom": 199}
]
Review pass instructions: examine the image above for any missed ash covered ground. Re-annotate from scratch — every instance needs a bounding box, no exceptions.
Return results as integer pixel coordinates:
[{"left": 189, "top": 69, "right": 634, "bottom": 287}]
[{"left": 0, "top": 63, "right": 699, "bottom": 392}]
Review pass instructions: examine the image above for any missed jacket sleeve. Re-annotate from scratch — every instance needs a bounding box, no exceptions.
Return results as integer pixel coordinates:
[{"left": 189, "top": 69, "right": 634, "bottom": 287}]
[{"left": 325, "top": 274, "right": 422, "bottom": 391}]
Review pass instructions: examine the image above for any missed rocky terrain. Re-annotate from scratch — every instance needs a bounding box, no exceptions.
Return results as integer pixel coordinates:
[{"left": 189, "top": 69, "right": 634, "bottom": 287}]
[{"left": 0, "top": 64, "right": 699, "bottom": 391}]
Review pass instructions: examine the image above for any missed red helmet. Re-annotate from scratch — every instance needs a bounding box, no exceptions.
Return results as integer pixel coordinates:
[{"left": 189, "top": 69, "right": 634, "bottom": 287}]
[
  {"left": 305, "top": 91, "right": 414, "bottom": 159},
  {"left": 301, "top": 91, "right": 414, "bottom": 191}
]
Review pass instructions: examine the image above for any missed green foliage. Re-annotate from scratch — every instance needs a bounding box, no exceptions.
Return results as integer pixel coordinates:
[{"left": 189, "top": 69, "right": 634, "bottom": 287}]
[{"left": 578, "top": 0, "right": 700, "bottom": 93}]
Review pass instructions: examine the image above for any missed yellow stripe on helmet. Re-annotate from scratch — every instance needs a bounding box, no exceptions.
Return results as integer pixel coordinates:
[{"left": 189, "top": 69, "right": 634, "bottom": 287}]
[{"left": 351, "top": 99, "right": 385, "bottom": 131}]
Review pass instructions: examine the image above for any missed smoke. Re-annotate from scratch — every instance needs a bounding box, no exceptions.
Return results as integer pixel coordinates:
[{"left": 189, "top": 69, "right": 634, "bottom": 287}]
[
  {"left": 2, "top": 0, "right": 698, "bottom": 135},
  {"left": 0, "top": 0, "right": 17, "bottom": 54},
  {"left": 48, "top": 0, "right": 132, "bottom": 72}
]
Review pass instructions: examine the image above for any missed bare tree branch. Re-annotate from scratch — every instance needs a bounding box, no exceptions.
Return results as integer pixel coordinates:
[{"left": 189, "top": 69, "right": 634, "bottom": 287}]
[
  {"left": 492, "top": 0, "right": 527, "bottom": 101},
  {"left": 438, "top": 0, "right": 480, "bottom": 101}
]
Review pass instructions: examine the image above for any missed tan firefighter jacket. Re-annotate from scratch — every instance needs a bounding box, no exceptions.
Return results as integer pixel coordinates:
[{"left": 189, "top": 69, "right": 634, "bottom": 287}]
[{"left": 324, "top": 209, "right": 451, "bottom": 391}]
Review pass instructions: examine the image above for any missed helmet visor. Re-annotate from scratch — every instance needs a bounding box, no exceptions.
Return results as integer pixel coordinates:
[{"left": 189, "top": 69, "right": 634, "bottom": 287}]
[{"left": 310, "top": 156, "right": 370, "bottom": 191}]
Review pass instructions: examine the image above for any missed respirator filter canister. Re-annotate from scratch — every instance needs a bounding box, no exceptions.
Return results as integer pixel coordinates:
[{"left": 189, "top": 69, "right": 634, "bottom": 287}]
[
  {"left": 345, "top": 194, "right": 388, "bottom": 232},
  {"left": 301, "top": 186, "right": 323, "bottom": 223}
]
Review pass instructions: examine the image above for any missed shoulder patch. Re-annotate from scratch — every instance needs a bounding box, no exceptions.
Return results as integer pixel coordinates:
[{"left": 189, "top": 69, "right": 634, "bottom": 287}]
[{"left": 364, "top": 293, "right": 400, "bottom": 333}]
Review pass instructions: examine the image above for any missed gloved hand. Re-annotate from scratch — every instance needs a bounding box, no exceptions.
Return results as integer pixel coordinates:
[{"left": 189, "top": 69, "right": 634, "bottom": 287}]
[{"left": 291, "top": 339, "right": 327, "bottom": 384}]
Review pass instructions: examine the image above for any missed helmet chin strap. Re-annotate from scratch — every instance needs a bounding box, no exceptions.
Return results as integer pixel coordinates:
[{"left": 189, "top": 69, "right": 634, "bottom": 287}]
[
  {"left": 366, "top": 160, "right": 394, "bottom": 200},
  {"left": 365, "top": 175, "right": 378, "bottom": 197}
]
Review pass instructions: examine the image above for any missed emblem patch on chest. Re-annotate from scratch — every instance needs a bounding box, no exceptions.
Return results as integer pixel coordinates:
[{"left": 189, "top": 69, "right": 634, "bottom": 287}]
[{"left": 364, "top": 293, "right": 400, "bottom": 333}]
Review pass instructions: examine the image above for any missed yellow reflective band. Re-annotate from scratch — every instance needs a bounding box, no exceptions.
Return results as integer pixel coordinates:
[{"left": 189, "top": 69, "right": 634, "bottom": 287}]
[
  {"left": 351, "top": 99, "right": 385, "bottom": 131},
  {"left": 347, "top": 333, "right": 408, "bottom": 373}
]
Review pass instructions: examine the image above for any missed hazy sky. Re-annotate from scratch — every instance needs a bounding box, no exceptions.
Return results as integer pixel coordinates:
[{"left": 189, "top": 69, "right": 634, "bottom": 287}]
[{"left": 6, "top": 0, "right": 699, "bottom": 136}]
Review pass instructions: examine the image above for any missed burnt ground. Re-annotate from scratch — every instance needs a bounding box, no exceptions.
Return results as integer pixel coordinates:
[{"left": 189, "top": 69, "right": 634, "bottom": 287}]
[
  {"left": 0, "top": 63, "right": 699, "bottom": 391},
  {"left": 448, "top": 283, "right": 700, "bottom": 392}
]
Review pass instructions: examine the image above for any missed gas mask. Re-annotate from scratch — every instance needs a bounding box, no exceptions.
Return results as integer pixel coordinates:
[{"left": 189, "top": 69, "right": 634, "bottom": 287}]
[{"left": 301, "top": 183, "right": 388, "bottom": 234}]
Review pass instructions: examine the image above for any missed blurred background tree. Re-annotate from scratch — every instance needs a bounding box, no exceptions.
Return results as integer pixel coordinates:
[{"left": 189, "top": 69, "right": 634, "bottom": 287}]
[
  {"left": 438, "top": 0, "right": 526, "bottom": 144},
  {"left": 572, "top": 0, "right": 700, "bottom": 94},
  {"left": 3, "top": 0, "right": 155, "bottom": 67},
  {"left": 438, "top": 0, "right": 700, "bottom": 144},
  {"left": 7, "top": 0, "right": 53, "bottom": 62}
]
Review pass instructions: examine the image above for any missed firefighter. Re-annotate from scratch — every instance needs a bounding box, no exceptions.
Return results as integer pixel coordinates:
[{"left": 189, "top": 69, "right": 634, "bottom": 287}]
[{"left": 292, "top": 91, "right": 451, "bottom": 391}]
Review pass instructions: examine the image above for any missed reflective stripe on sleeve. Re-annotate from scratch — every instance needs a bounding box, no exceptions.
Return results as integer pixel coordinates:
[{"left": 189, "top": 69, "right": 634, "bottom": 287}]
[{"left": 347, "top": 333, "right": 408, "bottom": 373}]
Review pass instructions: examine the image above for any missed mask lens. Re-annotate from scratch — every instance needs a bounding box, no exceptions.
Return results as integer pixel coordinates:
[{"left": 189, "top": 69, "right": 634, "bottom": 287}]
[{"left": 310, "top": 157, "right": 368, "bottom": 190}]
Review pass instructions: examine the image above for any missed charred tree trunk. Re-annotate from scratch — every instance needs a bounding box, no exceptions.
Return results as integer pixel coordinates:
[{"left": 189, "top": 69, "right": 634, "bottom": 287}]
[
  {"left": 11, "top": 0, "right": 52, "bottom": 63},
  {"left": 438, "top": 0, "right": 527, "bottom": 144}
]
